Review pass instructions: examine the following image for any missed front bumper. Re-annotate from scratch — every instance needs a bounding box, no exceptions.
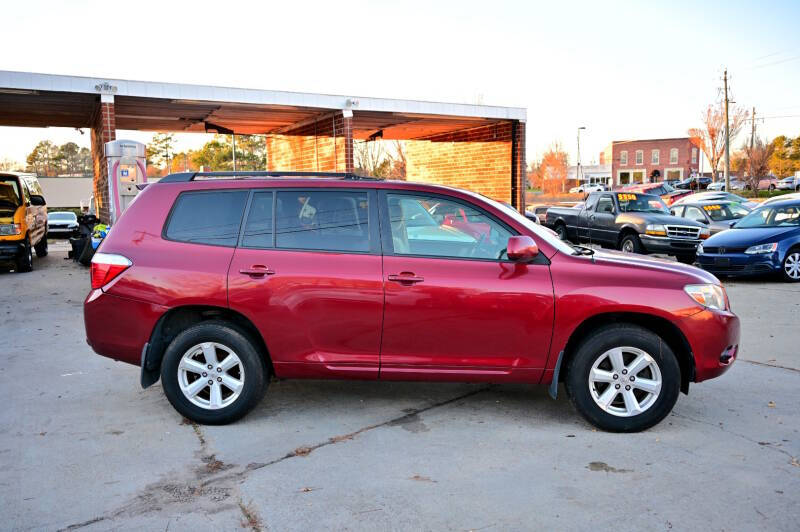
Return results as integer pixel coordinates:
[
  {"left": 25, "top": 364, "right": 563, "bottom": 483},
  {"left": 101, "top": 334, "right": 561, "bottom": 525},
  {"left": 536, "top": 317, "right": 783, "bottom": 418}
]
[
  {"left": 0, "top": 240, "right": 25, "bottom": 260},
  {"left": 679, "top": 308, "right": 740, "bottom": 382},
  {"left": 696, "top": 252, "right": 780, "bottom": 277},
  {"left": 640, "top": 235, "right": 701, "bottom": 255},
  {"left": 48, "top": 225, "right": 79, "bottom": 235}
]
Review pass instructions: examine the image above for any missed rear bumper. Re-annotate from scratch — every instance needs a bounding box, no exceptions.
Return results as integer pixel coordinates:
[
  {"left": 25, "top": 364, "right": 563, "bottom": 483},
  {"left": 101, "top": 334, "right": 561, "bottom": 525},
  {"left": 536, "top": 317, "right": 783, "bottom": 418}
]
[
  {"left": 0, "top": 241, "right": 25, "bottom": 260},
  {"left": 679, "top": 308, "right": 740, "bottom": 382},
  {"left": 640, "top": 235, "right": 701, "bottom": 255},
  {"left": 696, "top": 252, "right": 780, "bottom": 277},
  {"left": 84, "top": 289, "right": 167, "bottom": 366}
]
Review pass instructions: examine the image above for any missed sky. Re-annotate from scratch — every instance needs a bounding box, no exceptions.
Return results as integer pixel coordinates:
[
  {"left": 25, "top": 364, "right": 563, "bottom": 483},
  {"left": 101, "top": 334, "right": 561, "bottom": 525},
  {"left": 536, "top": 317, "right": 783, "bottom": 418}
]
[{"left": 1, "top": 0, "right": 799, "bottom": 169}]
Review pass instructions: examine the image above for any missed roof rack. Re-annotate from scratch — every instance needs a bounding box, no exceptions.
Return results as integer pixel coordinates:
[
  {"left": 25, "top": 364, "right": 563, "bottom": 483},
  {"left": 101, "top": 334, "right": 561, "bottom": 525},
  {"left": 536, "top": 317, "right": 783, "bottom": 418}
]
[{"left": 158, "top": 171, "right": 379, "bottom": 183}]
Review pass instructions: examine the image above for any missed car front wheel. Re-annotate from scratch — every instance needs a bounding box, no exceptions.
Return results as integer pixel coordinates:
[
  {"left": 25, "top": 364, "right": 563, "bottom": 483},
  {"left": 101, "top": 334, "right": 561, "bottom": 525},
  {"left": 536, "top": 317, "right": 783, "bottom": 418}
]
[
  {"left": 564, "top": 324, "right": 681, "bottom": 432},
  {"left": 619, "top": 233, "right": 643, "bottom": 254},
  {"left": 34, "top": 233, "right": 48, "bottom": 257},
  {"left": 160, "top": 321, "right": 268, "bottom": 424},
  {"left": 782, "top": 249, "right": 800, "bottom": 282}
]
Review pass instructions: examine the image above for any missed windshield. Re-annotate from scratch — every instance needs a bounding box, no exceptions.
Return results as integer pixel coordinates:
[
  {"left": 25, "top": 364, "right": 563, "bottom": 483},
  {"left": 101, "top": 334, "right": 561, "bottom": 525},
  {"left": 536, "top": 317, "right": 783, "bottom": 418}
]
[
  {"left": 49, "top": 212, "right": 77, "bottom": 221},
  {"left": 702, "top": 203, "right": 750, "bottom": 221},
  {"left": 616, "top": 193, "right": 669, "bottom": 214},
  {"left": 484, "top": 197, "right": 576, "bottom": 255},
  {"left": 735, "top": 203, "right": 800, "bottom": 228}
]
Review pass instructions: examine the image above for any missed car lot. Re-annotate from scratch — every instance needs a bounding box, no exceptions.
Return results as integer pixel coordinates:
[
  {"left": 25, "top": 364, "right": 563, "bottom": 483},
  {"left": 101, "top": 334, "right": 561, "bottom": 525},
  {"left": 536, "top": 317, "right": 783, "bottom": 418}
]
[{"left": 1, "top": 243, "right": 799, "bottom": 531}]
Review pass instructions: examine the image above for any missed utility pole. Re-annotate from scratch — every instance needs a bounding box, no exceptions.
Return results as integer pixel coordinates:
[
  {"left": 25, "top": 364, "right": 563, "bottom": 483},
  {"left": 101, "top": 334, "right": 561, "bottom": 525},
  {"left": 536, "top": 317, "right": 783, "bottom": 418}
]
[
  {"left": 723, "top": 69, "right": 731, "bottom": 191},
  {"left": 577, "top": 126, "right": 586, "bottom": 187},
  {"left": 232, "top": 134, "right": 237, "bottom": 171},
  {"left": 749, "top": 107, "right": 756, "bottom": 182}
]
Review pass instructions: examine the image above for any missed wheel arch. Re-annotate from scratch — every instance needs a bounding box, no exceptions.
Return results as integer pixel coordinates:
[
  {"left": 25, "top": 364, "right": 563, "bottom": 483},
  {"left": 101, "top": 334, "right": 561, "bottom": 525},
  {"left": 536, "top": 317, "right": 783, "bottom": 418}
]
[
  {"left": 558, "top": 312, "right": 695, "bottom": 395},
  {"left": 617, "top": 226, "right": 640, "bottom": 247},
  {"left": 141, "top": 305, "right": 273, "bottom": 388}
]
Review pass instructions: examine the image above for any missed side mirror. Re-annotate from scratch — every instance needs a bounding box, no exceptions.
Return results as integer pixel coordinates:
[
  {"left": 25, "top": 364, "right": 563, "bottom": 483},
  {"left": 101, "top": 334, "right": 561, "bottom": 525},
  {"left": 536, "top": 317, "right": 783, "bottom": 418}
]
[
  {"left": 507, "top": 235, "right": 539, "bottom": 262},
  {"left": 30, "top": 194, "right": 46, "bottom": 206},
  {"left": 728, "top": 220, "right": 737, "bottom": 228}
]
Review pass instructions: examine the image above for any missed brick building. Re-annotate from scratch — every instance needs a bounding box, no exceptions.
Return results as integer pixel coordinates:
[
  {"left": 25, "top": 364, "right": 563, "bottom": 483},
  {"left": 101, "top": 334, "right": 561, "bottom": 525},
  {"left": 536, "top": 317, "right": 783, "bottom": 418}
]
[{"left": 608, "top": 137, "right": 700, "bottom": 187}]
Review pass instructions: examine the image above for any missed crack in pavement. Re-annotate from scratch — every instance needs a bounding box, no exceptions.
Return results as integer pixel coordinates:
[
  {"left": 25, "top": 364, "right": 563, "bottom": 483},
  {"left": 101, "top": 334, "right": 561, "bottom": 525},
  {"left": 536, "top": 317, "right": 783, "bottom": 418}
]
[
  {"left": 200, "top": 385, "right": 493, "bottom": 487},
  {"left": 740, "top": 359, "right": 800, "bottom": 374},
  {"left": 670, "top": 411, "right": 799, "bottom": 466},
  {"left": 55, "top": 385, "right": 491, "bottom": 530}
]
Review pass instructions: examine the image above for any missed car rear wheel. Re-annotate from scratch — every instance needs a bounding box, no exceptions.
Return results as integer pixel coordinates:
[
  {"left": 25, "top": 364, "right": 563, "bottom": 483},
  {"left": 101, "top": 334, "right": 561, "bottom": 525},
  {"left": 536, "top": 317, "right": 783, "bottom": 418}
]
[
  {"left": 16, "top": 237, "right": 33, "bottom": 273},
  {"left": 554, "top": 223, "right": 568, "bottom": 241},
  {"left": 619, "top": 233, "right": 642, "bottom": 254},
  {"left": 768, "top": 184, "right": 776, "bottom": 191},
  {"left": 782, "top": 249, "right": 800, "bottom": 282},
  {"left": 564, "top": 324, "right": 680, "bottom": 432},
  {"left": 34, "top": 233, "right": 48, "bottom": 257},
  {"left": 161, "top": 321, "right": 268, "bottom": 424}
]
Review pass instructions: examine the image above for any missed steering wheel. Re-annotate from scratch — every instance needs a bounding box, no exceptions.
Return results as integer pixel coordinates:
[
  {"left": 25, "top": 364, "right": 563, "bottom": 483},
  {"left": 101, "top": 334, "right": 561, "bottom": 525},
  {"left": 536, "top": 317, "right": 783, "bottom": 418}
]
[{"left": 468, "top": 232, "right": 490, "bottom": 258}]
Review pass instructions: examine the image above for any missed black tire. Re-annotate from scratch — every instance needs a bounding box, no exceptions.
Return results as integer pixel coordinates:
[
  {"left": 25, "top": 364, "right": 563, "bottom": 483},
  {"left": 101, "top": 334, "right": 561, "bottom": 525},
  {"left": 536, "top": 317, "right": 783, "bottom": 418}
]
[
  {"left": 160, "top": 321, "right": 268, "bottom": 425},
  {"left": 34, "top": 233, "right": 48, "bottom": 257},
  {"left": 554, "top": 222, "right": 568, "bottom": 241},
  {"left": 676, "top": 254, "right": 695, "bottom": 264},
  {"left": 768, "top": 184, "right": 775, "bottom": 191},
  {"left": 564, "top": 324, "right": 681, "bottom": 432},
  {"left": 619, "top": 233, "right": 643, "bottom": 254},
  {"left": 781, "top": 247, "right": 800, "bottom": 282},
  {"left": 16, "top": 237, "right": 33, "bottom": 273}
]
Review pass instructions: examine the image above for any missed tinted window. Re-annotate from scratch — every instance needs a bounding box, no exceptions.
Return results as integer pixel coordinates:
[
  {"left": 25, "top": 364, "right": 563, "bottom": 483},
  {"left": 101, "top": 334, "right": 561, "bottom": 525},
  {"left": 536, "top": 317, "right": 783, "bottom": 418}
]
[
  {"left": 275, "top": 190, "right": 369, "bottom": 252},
  {"left": 165, "top": 190, "right": 247, "bottom": 246},
  {"left": 387, "top": 194, "right": 512, "bottom": 260},
  {"left": 242, "top": 191, "right": 274, "bottom": 248},
  {"left": 596, "top": 196, "right": 614, "bottom": 214}
]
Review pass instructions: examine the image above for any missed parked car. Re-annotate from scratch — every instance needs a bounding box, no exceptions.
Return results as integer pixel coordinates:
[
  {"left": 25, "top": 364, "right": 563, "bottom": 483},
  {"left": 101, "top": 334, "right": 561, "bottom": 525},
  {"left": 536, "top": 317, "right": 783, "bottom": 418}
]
[
  {"left": 526, "top": 204, "right": 550, "bottom": 224},
  {"left": 696, "top": 199, "right": 800, "bottom": 281},
  {"left": 620, "top": 182, "right": 691, "bottom": 205},
  {"left": 745, "top": 177, "right": 779, "bottom": 191},
  {"left": 763, "top": 192, "right": 800, "bottom": 206},
  {"left": 84, "top": 171, "right": 739, "bottom": 432},
  {"left": 675, "top": 176, "right": 712, "bottom": 190},
  {"left": 47, "top": 211, "right": 80, "bottom": 237},
  {"left": 672, "top": 191, "right": 758, "bottom": 210},
  {"left": 670, "top": 200, "right": 751, "bottom": 236},
  {"left": 569, "top": 183, "right": 605, "bottom": 194},
  {"left": 706, "top": 179, "right": 747, "bottom": 191},
  {"left": 0, "top": 172, "right": 48, "bottom": 272},
  {"left": 545, "top": 191, "right": 709, "bottom": 263},
  {"left": 777, "top": 175, "right": 800, "bottom": 191}
]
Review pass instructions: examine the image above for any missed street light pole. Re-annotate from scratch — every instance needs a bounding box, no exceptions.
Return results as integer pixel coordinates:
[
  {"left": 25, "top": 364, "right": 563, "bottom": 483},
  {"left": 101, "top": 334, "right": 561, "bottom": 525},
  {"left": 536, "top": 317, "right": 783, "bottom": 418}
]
[
  {"left": 577, "top": 126, "right": 586, "bottom": 187},
  {"left": 723, "top": 69, "right": 730, "bottom": 191}
]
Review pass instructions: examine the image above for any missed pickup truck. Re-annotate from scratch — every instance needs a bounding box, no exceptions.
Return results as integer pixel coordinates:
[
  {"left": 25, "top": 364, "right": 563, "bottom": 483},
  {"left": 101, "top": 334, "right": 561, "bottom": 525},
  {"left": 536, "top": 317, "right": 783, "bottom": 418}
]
[{"left": 546, "top": 191, "right": 709, "bottom": 263}]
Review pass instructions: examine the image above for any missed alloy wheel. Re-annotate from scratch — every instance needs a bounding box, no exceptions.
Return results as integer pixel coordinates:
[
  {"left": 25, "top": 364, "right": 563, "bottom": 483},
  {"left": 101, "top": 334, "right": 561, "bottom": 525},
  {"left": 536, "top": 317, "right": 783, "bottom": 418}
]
[
  {"left": 785, "top": 252, "right": 800, "bottom": 280},
  {"left": 178, "top": 342, "right": 245, "bottom": 410},
  {"left": 622, "top": 240, "right": 634, "bottom": 253},
  {"left": 588, "top": 346, "right": 662, "bottom": 417}
]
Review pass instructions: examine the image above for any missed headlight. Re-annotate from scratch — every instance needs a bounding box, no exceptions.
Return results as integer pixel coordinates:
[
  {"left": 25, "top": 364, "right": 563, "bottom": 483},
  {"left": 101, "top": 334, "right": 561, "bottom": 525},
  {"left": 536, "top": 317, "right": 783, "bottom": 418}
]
[
  {"left": 684, "top": 284, "right": 728, "bottom": 311},
  {"left": 697, "top": 244, "right": 704, "bottom": 255},
  {"left": 645, "top": 224, "right": 666, "bottom": 236},
  {"left": 0, "top": 223, "right": 21, "bottom": 236},
  {"left": 699, "top": 227, "right": 710, "bottom": 239},
  {"left": 744, "top": 242, "right": 778, "bottom": 254}
]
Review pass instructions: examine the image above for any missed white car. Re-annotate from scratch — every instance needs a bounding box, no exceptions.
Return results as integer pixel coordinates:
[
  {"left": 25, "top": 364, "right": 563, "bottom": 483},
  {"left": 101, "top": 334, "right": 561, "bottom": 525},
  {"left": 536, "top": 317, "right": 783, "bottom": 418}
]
[
  {"left": 569, "top": 184, "right": 605, "bottom": 194},
  {"left": 777, "top": 176, "right": 800, "bottom": 191},
  {"left": 47, "top": 211, "right": 79, "bottom": 237},
  {"left": 762, "top": 192, "right": 800, "bottom": 206}
]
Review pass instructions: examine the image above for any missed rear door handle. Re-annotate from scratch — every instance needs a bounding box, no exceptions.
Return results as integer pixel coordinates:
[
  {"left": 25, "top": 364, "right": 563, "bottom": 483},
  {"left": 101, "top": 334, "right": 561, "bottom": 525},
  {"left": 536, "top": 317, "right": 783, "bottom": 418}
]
[
  {"left": 239, "top": 265, "right": 275, "bottom": 278},
  {"left": 387, "top": 273, "right": 424, "bottom": 284}
]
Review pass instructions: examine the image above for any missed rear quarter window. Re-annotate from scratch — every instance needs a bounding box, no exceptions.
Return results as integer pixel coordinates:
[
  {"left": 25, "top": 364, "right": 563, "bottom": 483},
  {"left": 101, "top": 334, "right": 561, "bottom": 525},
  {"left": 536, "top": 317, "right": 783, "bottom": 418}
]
[{"left": 165, "top": 190, "right": 248, "bottom": 246}]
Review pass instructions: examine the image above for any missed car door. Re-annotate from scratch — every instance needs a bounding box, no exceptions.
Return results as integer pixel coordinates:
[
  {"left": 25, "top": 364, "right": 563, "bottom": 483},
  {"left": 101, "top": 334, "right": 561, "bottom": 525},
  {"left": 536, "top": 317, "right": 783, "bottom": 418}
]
[
  {"left": 378, "top": 191, "right": 554, "bottom": 382},
  {"left": 591, "top": 194, "right": 617, "bottom": 244},
  {"left": 227, "top": 188, "right": 384, "bottom": 380}
]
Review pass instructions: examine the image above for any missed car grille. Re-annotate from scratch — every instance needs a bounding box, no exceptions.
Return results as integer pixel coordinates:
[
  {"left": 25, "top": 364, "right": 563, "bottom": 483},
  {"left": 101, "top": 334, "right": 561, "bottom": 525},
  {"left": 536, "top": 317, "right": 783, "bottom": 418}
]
[
  {"left": 666, "top": 225, "right": 701, "bottom": 239},
  {"left": 702, "top": 246, "right": 747, "bottom": 254},
  {"left": 50, "top": 224, "right": 69, "bottom": 229},
  {"left": 708, "top": 264, "right": 747, "bottom": 272}
]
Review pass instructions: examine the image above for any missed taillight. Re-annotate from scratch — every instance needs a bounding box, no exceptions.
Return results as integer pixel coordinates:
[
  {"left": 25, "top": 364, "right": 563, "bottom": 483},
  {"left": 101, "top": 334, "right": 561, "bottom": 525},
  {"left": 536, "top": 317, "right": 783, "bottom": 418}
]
[{"left": 90, "top": 253, "right": 132, "bottom": 289}]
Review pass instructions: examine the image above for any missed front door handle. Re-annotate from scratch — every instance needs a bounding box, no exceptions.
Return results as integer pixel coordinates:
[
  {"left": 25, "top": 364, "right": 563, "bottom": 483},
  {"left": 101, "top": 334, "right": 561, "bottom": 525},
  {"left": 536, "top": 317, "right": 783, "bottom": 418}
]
[
  {"left": 387, "top": 272, "right": 424, "bottom": 284},
  {"left": 239, "top": 265, "right": 275, "bottom": 278}
]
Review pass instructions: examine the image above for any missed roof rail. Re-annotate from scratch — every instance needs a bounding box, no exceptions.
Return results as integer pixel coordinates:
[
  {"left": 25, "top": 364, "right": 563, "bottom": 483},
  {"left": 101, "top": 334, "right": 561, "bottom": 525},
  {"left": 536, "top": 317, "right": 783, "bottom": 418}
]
[{"left": 157, "top": 171, "right": 379, "bottom": 183}]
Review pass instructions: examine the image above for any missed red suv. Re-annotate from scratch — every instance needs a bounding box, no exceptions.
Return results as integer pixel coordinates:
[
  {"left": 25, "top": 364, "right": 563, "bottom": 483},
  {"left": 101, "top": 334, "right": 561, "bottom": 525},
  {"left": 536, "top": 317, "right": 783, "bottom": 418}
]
[{"left": 84, "top": 172, "right": 739, "bottom": 432}]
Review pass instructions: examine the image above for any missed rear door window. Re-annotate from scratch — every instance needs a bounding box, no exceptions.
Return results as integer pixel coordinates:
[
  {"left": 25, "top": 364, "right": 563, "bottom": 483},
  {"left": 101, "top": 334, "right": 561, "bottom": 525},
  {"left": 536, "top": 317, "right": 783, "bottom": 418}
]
[
  {"left": 275, "top": 190, "right": 370, "bottom": 252},
  {"left": 165, "top": 190, "right": 248, "bottom": 246}
]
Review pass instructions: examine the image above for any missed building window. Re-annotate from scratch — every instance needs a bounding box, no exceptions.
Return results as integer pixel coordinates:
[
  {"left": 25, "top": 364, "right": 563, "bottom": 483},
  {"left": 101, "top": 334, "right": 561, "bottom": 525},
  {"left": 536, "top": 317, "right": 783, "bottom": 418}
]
[
  {"left": 670, "top": 148, "right": 678, "bottom": 164},
  {"left": 691, "top": 147, "right": 698, "bottom": 164},
  {"left": 620, "top": 151, "right": 628, "bottom": 165},
  {"left": 651, "top": 149, "right": 660, "bottom": 164},
  {"left": 635, "top": 150, "right": 643, "bottom": 165}
]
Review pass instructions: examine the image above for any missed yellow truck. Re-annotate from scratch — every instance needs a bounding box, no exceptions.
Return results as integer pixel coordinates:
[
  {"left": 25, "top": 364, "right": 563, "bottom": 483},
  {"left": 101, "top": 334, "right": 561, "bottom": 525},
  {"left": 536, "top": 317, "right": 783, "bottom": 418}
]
[{"left": 0, "top": 173, "right": 48, "bottom": 272}]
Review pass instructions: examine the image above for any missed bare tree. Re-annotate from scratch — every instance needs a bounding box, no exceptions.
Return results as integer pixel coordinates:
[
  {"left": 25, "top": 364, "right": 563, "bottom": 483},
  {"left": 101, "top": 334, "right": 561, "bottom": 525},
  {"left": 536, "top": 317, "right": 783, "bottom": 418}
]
[
  {"left": 688, "top": 102, "right": 748, "bottom": 181},
  {"left": 354, "top": 140, "right": 391, "bottom": 177},
  {"left": 742, "top": 137, "right": 775, "bottom": 191},
  {"left": 0, "top": 157, "right": 22, "bottom": 171}
]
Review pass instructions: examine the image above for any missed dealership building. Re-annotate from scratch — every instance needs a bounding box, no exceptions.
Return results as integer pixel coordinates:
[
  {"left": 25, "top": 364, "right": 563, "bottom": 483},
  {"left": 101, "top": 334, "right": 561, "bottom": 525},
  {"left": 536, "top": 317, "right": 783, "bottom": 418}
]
[{"left": 601, "top": 137, "right": 701, "bottom": 187}]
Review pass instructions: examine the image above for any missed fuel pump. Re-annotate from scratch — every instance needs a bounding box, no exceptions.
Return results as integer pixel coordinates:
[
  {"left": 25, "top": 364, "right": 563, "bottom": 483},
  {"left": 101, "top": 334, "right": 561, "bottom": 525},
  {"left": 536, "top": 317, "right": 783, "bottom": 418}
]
[{"left": 104, "top": 139, "right": 147, "bottom": 224}]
